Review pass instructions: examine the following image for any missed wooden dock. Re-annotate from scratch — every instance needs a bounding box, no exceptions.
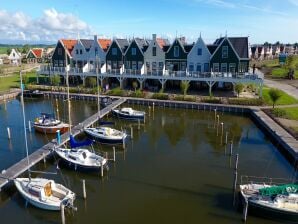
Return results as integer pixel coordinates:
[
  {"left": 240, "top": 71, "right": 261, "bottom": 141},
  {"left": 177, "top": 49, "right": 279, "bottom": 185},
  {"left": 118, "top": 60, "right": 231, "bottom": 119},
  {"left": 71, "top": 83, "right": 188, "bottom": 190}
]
[{"left": 0, "top": 98, "right": 126, "bottom": 190}]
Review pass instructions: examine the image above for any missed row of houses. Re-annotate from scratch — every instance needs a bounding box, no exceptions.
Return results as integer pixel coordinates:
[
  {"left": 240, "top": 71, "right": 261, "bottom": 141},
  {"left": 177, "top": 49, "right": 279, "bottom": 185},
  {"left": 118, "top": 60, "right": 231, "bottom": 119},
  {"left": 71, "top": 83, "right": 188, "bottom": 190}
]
[
  {"left": 50, "top": 34, "right": 250, "bottom": 75},
  {"left": 249, "top": 44, "right": 298, "bottom": 60}
]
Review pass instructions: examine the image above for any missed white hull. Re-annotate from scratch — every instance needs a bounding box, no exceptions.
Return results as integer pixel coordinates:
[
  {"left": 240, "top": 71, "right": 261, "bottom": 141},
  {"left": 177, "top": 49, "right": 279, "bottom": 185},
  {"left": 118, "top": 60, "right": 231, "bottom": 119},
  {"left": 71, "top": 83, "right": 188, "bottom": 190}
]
[{"left": 84, "top": 127, "right": 127, "bottom": 144}]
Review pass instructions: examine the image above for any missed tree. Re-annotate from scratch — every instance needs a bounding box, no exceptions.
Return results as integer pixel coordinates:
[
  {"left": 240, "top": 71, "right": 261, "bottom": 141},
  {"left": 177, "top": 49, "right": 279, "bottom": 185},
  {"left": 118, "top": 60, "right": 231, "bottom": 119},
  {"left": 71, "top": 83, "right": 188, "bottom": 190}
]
[
  {"left": 51, "top": 74, "right": 60, "bottom": 86},
  {"left": 22, "top": 44, "right": 30, "bottom": 54},
  {"left": 180, "top": 80, "right": 190, "bottom": 96},
  {"left": 132, "top": 81, "right": 138, "bottom": 92},
  {"left": 6, "top": 48, "right": 11, "bottom": 55},
  {"left": 286, "top": 55, "right": 295, "bottom": 70},
  {"left": 235, "top": 83, "right": 244, "bottom": 97},
  {"left": 85, "top": 77, "right": 97, "bottom": 88},
  {"left": 268, "top": 88, "right": 282, "bottom": 108}
]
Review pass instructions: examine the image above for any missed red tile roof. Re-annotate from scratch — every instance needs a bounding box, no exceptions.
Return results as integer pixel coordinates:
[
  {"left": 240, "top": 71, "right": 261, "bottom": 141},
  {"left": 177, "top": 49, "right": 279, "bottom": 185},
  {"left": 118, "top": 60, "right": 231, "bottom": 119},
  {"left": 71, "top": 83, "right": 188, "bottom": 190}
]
[
  {"left": 61, "top": 39, "right": 77, "bottom": 54},
  {"left": 32, "top": 48, "right": 43, "bottom": 58},
  {"left": 98, "top": 39, "right": 111, "bottom": 52},
  {"left": 156, "top": 38, "right": 167, "bottom": 49}
]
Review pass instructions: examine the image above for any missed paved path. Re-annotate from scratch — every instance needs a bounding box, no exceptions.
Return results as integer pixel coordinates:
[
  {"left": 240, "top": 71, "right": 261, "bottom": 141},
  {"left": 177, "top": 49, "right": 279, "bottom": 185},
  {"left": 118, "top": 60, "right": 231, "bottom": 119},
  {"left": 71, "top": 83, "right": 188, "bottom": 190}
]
[{"left": 264, "top": 79, "right": 298, "bottom": 99}]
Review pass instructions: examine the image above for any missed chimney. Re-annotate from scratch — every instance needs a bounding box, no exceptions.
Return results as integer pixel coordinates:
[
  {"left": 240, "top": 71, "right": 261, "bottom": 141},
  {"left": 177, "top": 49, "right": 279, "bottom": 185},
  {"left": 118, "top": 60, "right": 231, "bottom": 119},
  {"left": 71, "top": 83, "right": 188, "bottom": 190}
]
[
  {"left": 152, "top": 34, "right": 157, "bottom": 41},
  {"left": 94, "top": 35, "right": 97, "bottom": 43}
]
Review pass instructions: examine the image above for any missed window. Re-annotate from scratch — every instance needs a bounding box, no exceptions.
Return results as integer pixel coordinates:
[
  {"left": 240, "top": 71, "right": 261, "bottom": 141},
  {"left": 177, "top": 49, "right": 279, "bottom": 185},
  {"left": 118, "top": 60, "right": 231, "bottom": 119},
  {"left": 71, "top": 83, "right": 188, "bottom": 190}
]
[
  {"left": 107, "top": 61, "right": 111, "bottom": 69},
  {"left": 229, "top": 63, "right": 236, "bottom": 73},
  {"left": 221, "top": 63, "right": 227, "bottom": 73},
  {"left": 222, "top": 46, "right": 228, "bottom": 58},
  {"left": 76, "top": 49, "right": 78, "bottom": 54},
  {"left": 146, "top": 62, "right": 150, "bottom": 69},
  {"left": 126, "top": 61, "right": 131, "bottom": 69},
  {"left": 181, "top": 62, "right": 186, "bottom": 71},
  {"left": 112, "top": 48, "right": 117, "bottom": 56},
  {"left": 213, "top": 63, "right": 219, "bottom": 72},
  {"left": 204, "top": 63, "right": 209, "bottom": 72},
  {"left": 118, "top": 61, "right": 123, "bottom": 68},
  {"left": 132, "top": 61, "right": 137, "bottom": 69},
  {"left": 58, "top": 48, "right": 62, "bottom": 55},
  {"left": 95, "top": 47, "right": 98, "bottom": 56},
  {"left": 138, "top": 61, "right": 143, "bottom": 69},
  {"left": 196, "top": 63, "right": 201, "bottom": 72},
  {"left": 132, "top": 48, "right": 136, "bottom": 55},
  {"left": 112, "top": 61, "right": 117, "bottom": 69},
  {"left": 80, "top": 49, "right": 83, "bottom": 55},
  {"left": 174, "top": 46, "right": 179, "bottom": 57},
  {"left": 54, "top": 60, "right": 58, "bottom": 67},
  {"left": 152, "top": 62, "right": 157, "bottom": 70},
  {"left": 189, "top": 63, "right": 194, "bottom": 72},
  {"left": 239, "top": 62, "right": 247, "bottom": 73},
  {"left": 197, "top": 48, "right": 202, "bottom": 56},
  {"left": 159, "top": 62, "right": 164, "bottom": 70},
  {"left": 152, "top": 47, "right": 156, "bottom": 56},
  {"left": 59, "top": 60, "right": 64, "bottom": 67}
]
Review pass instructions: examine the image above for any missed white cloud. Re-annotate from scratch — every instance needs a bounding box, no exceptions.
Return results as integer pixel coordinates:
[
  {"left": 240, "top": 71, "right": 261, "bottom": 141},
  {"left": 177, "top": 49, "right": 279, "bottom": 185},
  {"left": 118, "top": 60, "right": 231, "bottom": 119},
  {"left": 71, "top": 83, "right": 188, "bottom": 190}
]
[{"left": 0, "top": 8, "right": 91, "bottom": 42}]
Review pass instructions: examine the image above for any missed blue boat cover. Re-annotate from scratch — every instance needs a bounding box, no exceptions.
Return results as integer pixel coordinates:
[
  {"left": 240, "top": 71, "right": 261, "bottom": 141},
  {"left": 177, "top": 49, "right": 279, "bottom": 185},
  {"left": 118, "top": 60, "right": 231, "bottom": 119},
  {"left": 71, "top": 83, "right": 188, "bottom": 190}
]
[{"left": 70, "top": 135, "right": 93, "bottom": 148}]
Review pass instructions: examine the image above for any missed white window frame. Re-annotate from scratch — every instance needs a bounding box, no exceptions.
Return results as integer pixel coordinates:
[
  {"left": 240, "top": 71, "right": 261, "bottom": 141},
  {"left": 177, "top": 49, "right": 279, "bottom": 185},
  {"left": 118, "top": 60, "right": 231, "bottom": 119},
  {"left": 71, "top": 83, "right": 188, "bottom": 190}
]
[
  {"left": 213, "top": 63, "right": 219, "bottom": 72},
  {"left": 222, "top": 46, "right": 228, "bottom": 58},
  {"left": 221, "top": 63, "right": 227, "bottom": 73},
  {"left": 132, "top": 48, "right": 137, "bottom": 56},
  {"left": 174, "top": 46, "right": 179, "bottom": 57},
  {"left": 229, "top": 63, "right": 236, "bottom": 73}
]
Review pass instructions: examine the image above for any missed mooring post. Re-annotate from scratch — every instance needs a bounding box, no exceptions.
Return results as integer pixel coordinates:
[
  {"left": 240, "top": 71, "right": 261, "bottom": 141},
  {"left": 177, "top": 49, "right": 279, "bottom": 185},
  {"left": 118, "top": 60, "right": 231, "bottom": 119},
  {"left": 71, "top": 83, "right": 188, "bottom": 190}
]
[
  {"left": 217, "top": 114, "right": 220, "bottom": 126},
  {"left": 113, "top": 146, "right": 116, "bottom": 162},
  {"left": 28, "top": 120, "right": 32, "bottom": 132},
  {"left": 105, "top": 152, "right": 108, "bottom": 160},
  {"left": 131, "top": 126, "right": 133, "bottom": 139},
  {"left": 122, "top": 138, "right": 125, "bottom": 149},
  {"left": 61, "top": 204, "right": 65, "bottom": 224},
  {"left": 233, "top": 154, "right": 239, "bottom": 206},
  {"left": 148, "top": 106, "right": 151, "bottom": 117},
  {"left": 225, "top": 132, "right": 229, "bottom": 144},
  {"left": 242, "top": 198, "right": 248, "bottom": 222},
  {"left": 56, "top": 130, "right": 61, "bottom": 145},
  {"left": 138, "top": 119, "right": 140, "bottom": 130},
  {"left": 230, "top": 140, "right": 233, "bottom": 155},
  {"left": 7, "top": 127, "right": 11, "bottom": 139},
  {"left": 153, "top": 102, "right": 155, "bottom": 112},
  {"left": 214, "top": 109, "right": 217, "bottom": 120},
  {"left": 43, "top": 153, "right": 46, "bottom": 164},
  {"left": 82, "top": 179, "right": 86, "bottom": 199},
  {"left": 144, "top": 115, "right": 145, "bottom": 124},
  {"left": 101, "top": 162, "right": 104, "bottom": 177},
  {"left": 221, "top": 122, "right": 224, "bottom": 136}
]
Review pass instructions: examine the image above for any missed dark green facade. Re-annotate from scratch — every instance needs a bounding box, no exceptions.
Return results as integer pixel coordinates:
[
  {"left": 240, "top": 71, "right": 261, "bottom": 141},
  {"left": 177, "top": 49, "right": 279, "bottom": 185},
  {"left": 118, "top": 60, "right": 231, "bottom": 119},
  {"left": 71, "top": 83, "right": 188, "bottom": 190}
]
[
  {"left": 165, "top": 39, "right": 188, "bottom": 71},
  {"left": 124, "top": 40, "right": 144, "bottom": 70},
  {"left": 52, "top": 41, "right": 71, "bottom": 67},
  {"left": 106, "top": 41, "right": 124, "bottom": 70}
]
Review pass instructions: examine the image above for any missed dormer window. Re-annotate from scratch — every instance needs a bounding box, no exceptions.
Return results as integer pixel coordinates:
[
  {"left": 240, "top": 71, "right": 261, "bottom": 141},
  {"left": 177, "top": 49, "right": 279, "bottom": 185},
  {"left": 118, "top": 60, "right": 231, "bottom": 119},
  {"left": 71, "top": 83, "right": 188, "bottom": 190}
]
[
  {"left": 174, "top": 46, "right": 179, "bottom": 57},
  {"left": 112, "top": 48, "right": 117, "bottom": 56},
  {"left": 152, "top": 47, "right": 156, "bottom": 56},
  {"left": 222, "top": 46, "right": 228, "bottom": 58},
  {"left": 132, "top": 48, "right": 136, "bottom": 55},
  {"left": 197, "top": 48, "right": 202, "bottom": 56}
]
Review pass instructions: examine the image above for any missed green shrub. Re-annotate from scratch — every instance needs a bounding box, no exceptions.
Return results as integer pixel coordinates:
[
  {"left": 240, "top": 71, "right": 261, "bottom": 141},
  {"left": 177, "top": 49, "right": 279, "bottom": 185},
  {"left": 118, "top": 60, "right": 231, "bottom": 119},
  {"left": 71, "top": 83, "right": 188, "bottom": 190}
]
[
  {"left": 151, "top": 93, "right": 169, "bottom": 100},
  {"left": 228, "top": 98, "right": 264, "bottom": 106},
  {"left": 271, "top": 108, "right": 287, "bottom": 118},
  {"left": 173, "top": 95, "right": 196, "bottom": 102},
  {"left": 107, "top": 87, "right": 126, "bottom": 96},
  {"left": 129, "top": 89, "right": 145, "bottom": 98},
  {"left": 201, "top": 97, "right": 222, "bottom": 104}
]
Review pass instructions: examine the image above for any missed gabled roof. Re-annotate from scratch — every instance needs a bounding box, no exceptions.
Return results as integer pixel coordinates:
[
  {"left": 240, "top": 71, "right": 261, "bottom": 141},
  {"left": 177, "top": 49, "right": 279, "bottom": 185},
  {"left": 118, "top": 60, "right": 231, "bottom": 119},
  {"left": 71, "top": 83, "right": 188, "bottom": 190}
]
[
  {"left": 32, "top": 48, "right": 43, "bottom": 58},
  {"left": 80, "top": 39, "right": 93, "bottom": 52},
  {"left": 135, "top": 38, "right": 149, "bottom": 53},
  {"left": 167, "top": 38, "right": 187, "bottom": 54},
  {"left": 184, "top": 44, "right": 194, "bottom": 53},
  {"left": 228, "top": 37, "right": 249, "bottom": 58},
  {"left": 207, "top": 45, "right": 218, "bottom": 55},
  {"left": 98, "top": 39, "right": 111, "bottom": 52},
  {"left": 156, "top": 38, "right": 170, "bottom": 49},
  {"left": 61, "top": 39, "right": 77, "bottom": 55},
  {"left": 115, "top": 38, "right": 130, "bottom": 53}
]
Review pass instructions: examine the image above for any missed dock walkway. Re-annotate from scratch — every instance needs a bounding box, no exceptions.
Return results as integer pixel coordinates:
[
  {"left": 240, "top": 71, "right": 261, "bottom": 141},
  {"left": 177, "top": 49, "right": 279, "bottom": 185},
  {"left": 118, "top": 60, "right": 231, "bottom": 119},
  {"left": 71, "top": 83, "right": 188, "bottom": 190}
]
[{"left": 0, "top": 98, "right": 126, "bottom": 190}]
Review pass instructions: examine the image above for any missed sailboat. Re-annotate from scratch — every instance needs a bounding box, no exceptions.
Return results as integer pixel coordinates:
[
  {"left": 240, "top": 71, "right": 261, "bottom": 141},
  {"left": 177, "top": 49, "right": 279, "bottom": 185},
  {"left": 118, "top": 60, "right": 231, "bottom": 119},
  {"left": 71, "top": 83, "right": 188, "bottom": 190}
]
[
  {"left": 14, "top": 71, "right": 76, "bottom": 211},
  {"left": 239, "top": 177, "right": 298, "bottom": 221},
  {"left": 84, "top": 57, "right": 127, "bottom": 144},
  {"left": 111, "top": 107, "right": 145, "bottom": 120},
  {"left": 34, "top": 113, "right": 69, "bottom": 134},
  {"left": 54, "top": 56, "right": 108, "bottom": 171}
]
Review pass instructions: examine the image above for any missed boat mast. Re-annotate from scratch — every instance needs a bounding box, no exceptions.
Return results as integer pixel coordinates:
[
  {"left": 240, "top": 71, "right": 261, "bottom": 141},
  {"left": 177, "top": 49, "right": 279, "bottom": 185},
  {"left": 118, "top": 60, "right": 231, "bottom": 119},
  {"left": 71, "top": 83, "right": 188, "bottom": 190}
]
[
  {"left": 96, "top": 55, "right": 100, "bottom": 119},
  {"left": 65, "top": 49, "right": 72, "bottom": 133},
  {"left": 20, "top": 71, "right": 31, "bottom": 181}
]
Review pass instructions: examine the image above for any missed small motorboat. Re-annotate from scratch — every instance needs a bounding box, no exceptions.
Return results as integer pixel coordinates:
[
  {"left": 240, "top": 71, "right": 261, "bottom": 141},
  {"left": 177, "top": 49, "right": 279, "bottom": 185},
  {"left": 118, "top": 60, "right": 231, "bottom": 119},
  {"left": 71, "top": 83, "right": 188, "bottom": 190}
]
[
  {"left": 84, "top": 126, "right": 127, "bottom": 144},
  {"left": 14, "top": 178, "right": 76, "bottom": 211},
  {"left": 22, "top": 90, "right": 44, "bottom": 98},
  {"left": 111, "top": 107, "right": 145, "bottom": 120},
  {"left": 55, "top": 147, "right": 108, "bottom": 171},
  {"left": 240, "top": 183, "right": 298, "bottom": 221},
  {"left": 34, "top": 113, "right": 69, "bottom": 134}
]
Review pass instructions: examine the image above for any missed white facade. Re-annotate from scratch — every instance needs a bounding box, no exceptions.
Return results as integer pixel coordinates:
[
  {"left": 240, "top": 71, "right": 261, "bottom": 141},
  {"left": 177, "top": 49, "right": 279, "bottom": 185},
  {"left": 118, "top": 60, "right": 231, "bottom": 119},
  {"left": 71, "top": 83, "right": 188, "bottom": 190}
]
[
  {"left": 87, "top": 35, "right": 106, "bottom": 67},
  {"left": 8, "top": 49, "right": 21, "bottom": 65},
  {"left": 187, "top": 37, "right": 211, "bottom": 73},
  {"left": 143, "top": 34, "right": 166, "bottom": 74},
  {"left": 72, "top": 40, "right": 88, "bottom": 68}
]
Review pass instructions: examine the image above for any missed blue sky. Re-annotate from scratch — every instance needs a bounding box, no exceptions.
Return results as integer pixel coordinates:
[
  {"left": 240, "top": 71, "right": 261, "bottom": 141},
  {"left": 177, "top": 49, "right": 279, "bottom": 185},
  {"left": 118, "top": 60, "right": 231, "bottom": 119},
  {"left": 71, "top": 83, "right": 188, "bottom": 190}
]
[{"left": 0, "top": 0, "right": 298, "bottom": 44}]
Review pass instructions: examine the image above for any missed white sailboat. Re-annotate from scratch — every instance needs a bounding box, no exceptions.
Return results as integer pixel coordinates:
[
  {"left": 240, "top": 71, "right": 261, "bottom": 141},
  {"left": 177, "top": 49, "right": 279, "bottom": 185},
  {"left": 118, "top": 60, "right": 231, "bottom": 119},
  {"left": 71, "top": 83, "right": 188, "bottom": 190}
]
[
  {"left": 14, "top": 71, "right": 76, "bottom": 211},
  {"left": 54, "top": 55, "right": 108, "bottom": 171}
]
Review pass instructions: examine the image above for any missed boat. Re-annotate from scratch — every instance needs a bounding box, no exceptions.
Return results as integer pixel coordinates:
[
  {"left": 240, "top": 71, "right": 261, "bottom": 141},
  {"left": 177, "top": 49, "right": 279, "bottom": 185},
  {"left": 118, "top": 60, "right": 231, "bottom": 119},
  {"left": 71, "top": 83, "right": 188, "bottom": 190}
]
[
  {"left": 22, "top": 89, "right": 44, "bottom": 98},
  {"left": 84, "top": 126, "right": 127, "bottom": 144},
  {"left": 239, "top": 182, "right": 298, "bottom": 221},
  {"left": 34, "top": 113, "right": 69, "bottom": 134},
  {"left": 14, "top": 178, "right": 76, "bottom": 211},
  {"left": 112, "top": 107, "right": 145, "bottom": 120},
  {"left": 15, "top": 71, "right": 76, "bottom": 211}
]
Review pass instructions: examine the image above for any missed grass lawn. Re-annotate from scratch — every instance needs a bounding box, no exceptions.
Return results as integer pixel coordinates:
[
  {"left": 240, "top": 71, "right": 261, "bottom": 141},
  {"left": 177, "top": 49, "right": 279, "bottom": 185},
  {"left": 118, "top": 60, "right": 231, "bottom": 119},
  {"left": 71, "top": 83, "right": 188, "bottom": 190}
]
[
  {"left": 272, "top": 67, "right": 298, "bottom": 79},
  {"left": 262, "top": 87, "right": 298, "bottom": 106},
  {"left": 0, "top": 74, "right": 20, "bottom": 91}
]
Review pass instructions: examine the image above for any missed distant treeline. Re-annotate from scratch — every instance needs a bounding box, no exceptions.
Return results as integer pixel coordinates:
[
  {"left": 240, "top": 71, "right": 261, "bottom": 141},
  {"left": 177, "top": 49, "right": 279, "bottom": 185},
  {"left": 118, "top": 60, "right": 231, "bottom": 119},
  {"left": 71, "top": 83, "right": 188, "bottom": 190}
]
[{"left": 0, "top": 44, "right": 55, "bottom": 55}]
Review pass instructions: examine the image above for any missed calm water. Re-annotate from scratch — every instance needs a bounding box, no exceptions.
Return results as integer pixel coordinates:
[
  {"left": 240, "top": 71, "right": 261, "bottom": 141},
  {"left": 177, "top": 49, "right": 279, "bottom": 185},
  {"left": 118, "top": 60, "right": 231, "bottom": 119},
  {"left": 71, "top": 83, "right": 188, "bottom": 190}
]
[{"left": 0, "top": 97, "right": 294, "bottom": 224}]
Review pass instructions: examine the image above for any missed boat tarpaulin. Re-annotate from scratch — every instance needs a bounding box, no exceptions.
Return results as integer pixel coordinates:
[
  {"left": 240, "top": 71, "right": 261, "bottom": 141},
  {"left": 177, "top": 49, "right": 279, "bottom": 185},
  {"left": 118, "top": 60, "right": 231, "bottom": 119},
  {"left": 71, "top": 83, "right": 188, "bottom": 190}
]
[{"left": 259, "top": 184, "right": 298, "bottom": 196}]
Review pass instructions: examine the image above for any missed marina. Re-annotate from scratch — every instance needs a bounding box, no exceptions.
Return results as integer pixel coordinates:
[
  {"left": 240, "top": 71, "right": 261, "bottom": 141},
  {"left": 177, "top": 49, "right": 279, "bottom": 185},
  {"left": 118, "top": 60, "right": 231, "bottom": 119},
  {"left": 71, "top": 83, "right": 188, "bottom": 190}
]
[{"left": 0, "top": 97, "right": 296, "bottom": 223}]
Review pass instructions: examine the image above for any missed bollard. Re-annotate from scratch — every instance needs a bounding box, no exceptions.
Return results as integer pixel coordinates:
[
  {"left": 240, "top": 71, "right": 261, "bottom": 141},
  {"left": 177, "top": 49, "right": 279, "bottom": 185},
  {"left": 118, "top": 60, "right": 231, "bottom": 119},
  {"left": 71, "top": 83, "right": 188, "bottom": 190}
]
[
  {"left": 225, "top": 132, "right": 229, "bottom": 144},
  {"left": 230, "top": 141, "right": 233, "bottom": 155},
  {"left": 7, "top": 127, "right": 11, "bottom": 139},
  {"left": 28, "top": 121, "right": 32, "bottom": 132},
  {"left": 56, "top": 130, "right": 61, "bottom": 145},
  {"left": 61, "top": 204, "right": 65, "bottom": 224},
  {"left": 82, "top": 179, "right": 86, "bottom": 199},
  {"left": 138, "top": 119, "right": 140, "bottom": 130},
  {"left": 113, "top": 147, "right": 116, "bottom": 162},
  {"left": 101, "top": 162, "right": 104, "bottom": 177},
  {"left": 152, "top": 102, "right": 155, "bottom": 112},
  {"left": 131, "top": 126, "right": 133, "bottom": 139},
  {"left": 105, "top": 152, "right": 108, "bottom": 160},
  {"left": 242, "top": 198, "right": 248, "bottom": 222}
]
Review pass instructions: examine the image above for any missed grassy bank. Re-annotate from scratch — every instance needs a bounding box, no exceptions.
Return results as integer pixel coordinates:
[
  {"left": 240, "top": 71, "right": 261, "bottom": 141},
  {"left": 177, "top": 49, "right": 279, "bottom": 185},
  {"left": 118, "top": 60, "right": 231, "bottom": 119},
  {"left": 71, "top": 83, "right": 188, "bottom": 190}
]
[
  {"left": 262, "top": 87, "right": 298, "bottom": 106},
  {"left": 271, "top": 107, "right": 298, "bottom": 120}
]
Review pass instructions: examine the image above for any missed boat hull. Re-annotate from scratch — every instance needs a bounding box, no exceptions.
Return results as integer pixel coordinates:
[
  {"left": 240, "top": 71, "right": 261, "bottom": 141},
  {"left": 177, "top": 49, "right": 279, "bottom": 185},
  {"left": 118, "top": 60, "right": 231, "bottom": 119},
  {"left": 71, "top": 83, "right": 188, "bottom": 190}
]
[
  {"left": 111, "top": 110, "right": 144, "bottom": 121},
  {"left": 34, "top": 124, "right": 69, "bottom": 134},
  {"left": 84, "top": 130, "right": 125, "bottom": 145}
]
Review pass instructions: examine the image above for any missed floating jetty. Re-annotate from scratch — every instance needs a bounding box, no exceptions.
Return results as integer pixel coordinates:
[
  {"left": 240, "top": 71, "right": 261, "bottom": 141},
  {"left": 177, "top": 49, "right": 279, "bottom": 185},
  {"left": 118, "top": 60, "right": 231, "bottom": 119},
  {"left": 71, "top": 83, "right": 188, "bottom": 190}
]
[{"left": 0, "top": 97, "right": 126, "bottom": 190}]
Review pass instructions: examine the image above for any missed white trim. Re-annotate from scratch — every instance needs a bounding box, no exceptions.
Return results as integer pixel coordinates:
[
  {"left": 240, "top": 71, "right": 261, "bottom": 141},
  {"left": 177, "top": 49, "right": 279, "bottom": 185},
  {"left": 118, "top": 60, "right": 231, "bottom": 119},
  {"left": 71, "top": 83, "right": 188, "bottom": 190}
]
[{"left": 210, "top": 37, "right": 240, "bottom": 60}]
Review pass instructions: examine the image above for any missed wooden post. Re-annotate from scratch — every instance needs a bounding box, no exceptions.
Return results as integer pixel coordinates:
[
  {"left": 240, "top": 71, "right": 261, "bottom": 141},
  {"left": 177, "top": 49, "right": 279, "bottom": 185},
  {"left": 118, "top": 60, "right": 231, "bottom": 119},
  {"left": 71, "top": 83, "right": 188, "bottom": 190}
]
[
  {"left": 233, "top": 154, "right": 239, "bottom": 206},
  {"left": 148, "top": 106, "right": 151, "bottom": 117},
  {"left": 242, "top": 198, "right": 248, "bottom": 222},
  {"left": 214, "top": 109, "right": 217, "bottom": 120},
  {"left": 225, "top": 132, "right": 229, "bottom": 144},
  {"left": 60, "top": 204, "right": 65, "bottom": 224},
  {"left": 28, "top": 121, "right": 32, "bottom": 132},
  {"left": 152, "top": 102, "right": 155, "bottom": 112},
  {"left": 230, "top": 141, "right": 233, "bottom": 155},
  {"left": 221, "top": 122, "right": 224, "bottom": 136},
  {"left": 101, "top": 162, "right": 104, "bottom": 177},
  {"left": 138, "top": 119, "right": 140, "bottom": 130},
  {"left": 144, "top": 115, "right": 145, "bottom": 124},
  {"left": 122, "top": 137, "right": 125, "bottom": 149},
  {"left": 131, "top": 126, "right": 133, "bottom": 139},
  {"left": 105, "top": 152, "right": 108, "bottom": 160},
  {"left": 82, "top": 179, "right": 86, "bottom": 199},
  {"left": 113, "top": 147, "right": 116, "bottom": 162},
  {"left": 7, "top": 127, "right": 11, "bottom": 139}
]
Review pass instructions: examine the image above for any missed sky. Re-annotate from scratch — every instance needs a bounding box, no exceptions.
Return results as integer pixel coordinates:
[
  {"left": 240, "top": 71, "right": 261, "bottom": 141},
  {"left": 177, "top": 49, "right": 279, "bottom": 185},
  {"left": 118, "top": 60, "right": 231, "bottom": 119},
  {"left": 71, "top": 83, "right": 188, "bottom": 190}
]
[{"left": 0, "top": 0, "right": 298, "bottom": 45}]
